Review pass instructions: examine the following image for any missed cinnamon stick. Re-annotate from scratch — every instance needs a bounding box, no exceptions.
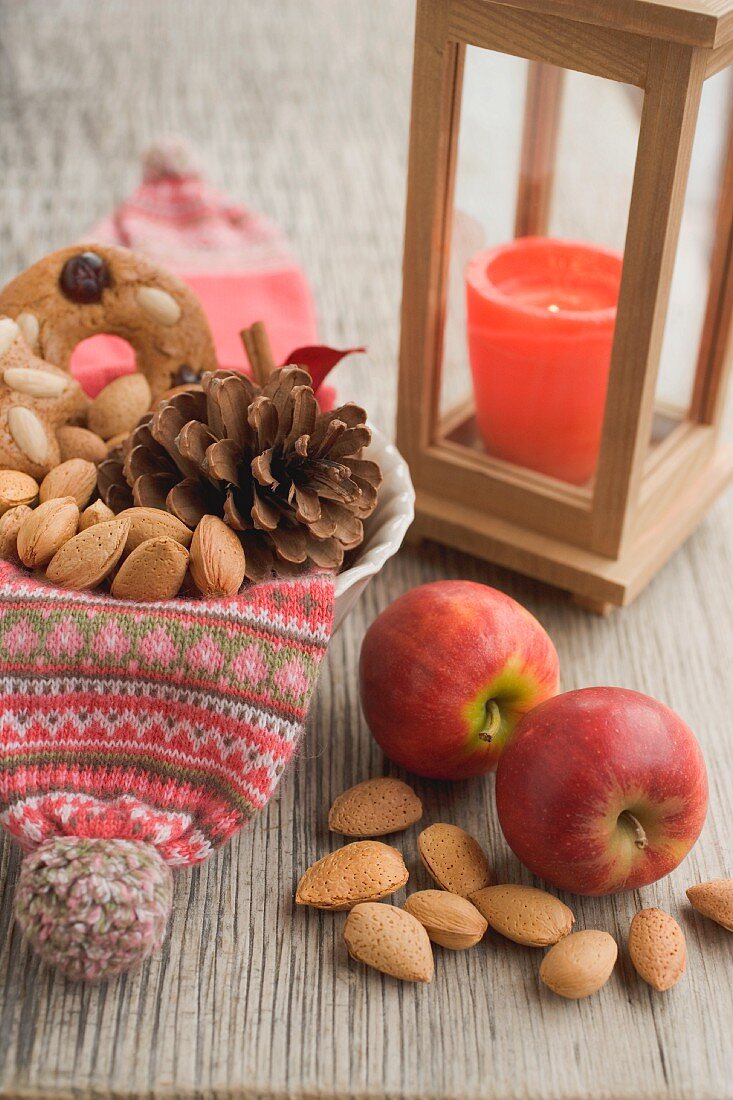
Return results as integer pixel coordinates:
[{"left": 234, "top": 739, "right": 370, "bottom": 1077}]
[{"left": 241, "top": 321, "right": 277, "bottom": 385}]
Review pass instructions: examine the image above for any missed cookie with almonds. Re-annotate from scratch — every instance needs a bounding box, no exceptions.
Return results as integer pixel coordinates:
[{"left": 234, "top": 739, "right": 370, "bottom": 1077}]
[
  {"left": 98, "top": 366, "right": 381, "bottom": 581},
  {"left": 0, "top": 317, "right": 89, "bottom": 478},
  {"left": 0, "top": 243, "right": 218, "bottom": 400}
]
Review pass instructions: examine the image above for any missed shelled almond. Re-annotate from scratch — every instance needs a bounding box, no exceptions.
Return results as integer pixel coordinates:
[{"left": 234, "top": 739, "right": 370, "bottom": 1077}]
[
  {"left": 111, "top": 537, "right": 189, "bottom": 601},
  {"left": 328, "top": 778, "right": 422, "bottom": 837},
  {"left": 17, "top": 497, "right": 80, "bottom": 568},
  {"left": 117, "top": 507, "right": 193, "bottom": 553},
  {"left": 295, "top": 841, "right": 409, "bottom": 911},
  {"left": 56, "top": 425, "right": 107, "bottom": 465},
  {"left": 686, "top": 879, "right": 733, "bottom": 931},
  {"left": 88, "top": 373, "right": 152, "bottom": 440},
  {"left": 189, "top": 515, "right": 245, "bottom": 598},
  {"left": 0, "top": 505, "right": 33, "bottom": 563},
  {"left": 344, "top": 903, "right": 434, "bottom": 983},
  {"left": 79, "top": 500, "right": 115, "bottom": 531},
  {"left": 46, "top": 518, "right": 130, "bottom": 590},
  {"left": 404, "top": 889, "right": 487, "bottom": 949},
  {"left": 39, "top": 459, "right": 97, "bottom": 509},
  {"left": 470, "top": 884, "right": 574, "bottom": 947},
  {"left": 418, "top": 823, "right": 492, "bottom": 896},
  {"left": 539, "top": 931, "right": 618, "bottom": 999},
  {"left": 628, "top": 908, "right": 686, "bottom": 991},
  {"left": 0, "top": 470, "right": 38, "bottom": 514}
]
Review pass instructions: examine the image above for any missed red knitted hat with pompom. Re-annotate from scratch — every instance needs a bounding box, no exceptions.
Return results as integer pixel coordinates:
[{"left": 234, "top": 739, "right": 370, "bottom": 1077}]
[{"left": 0, "top": 561, "right": 333, "bottom": 981}]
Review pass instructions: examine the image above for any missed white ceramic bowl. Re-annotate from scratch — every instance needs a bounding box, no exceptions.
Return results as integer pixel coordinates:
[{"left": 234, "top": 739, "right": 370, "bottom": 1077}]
[{"left": 333, "top": 427, "right": 414, "bottom": 631}]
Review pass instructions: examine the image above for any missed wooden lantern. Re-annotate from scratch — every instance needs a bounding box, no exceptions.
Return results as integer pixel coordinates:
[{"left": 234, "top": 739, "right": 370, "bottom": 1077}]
[{"left": 397, "top": 0, "right": 733, "bottom": 612}]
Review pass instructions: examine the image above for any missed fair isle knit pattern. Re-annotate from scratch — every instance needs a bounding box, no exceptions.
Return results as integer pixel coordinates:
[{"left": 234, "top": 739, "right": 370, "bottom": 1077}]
[{"left": 0, "top": 561, "right": 334, "bottom": 866}]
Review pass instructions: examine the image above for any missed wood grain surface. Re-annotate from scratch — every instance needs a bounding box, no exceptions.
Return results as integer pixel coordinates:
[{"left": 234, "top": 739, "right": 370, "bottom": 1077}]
[{"left": 0, "top": 2, "right": 732, "bottom": 1098}]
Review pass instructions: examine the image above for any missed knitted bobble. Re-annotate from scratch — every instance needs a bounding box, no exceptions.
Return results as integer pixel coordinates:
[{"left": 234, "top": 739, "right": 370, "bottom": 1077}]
[{"left": 14, "top": 836, "right": 173, "bottom": 983}]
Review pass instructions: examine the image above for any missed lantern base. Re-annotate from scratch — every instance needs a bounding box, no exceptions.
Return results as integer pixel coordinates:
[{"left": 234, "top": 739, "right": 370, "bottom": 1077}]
[{"left": 406, "top": 444, "right": 733, "bottom": 612}]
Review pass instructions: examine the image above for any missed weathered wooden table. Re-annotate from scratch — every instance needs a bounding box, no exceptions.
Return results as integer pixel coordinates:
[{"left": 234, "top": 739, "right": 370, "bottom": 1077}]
[{"left": 0, "top": 2, "right": 731, "bottom": 1097}]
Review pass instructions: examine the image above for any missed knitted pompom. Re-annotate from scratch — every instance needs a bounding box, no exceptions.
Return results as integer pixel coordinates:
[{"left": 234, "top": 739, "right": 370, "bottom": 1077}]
[{"left": 14, "top": 836, "right": 173, "bottom": 983}]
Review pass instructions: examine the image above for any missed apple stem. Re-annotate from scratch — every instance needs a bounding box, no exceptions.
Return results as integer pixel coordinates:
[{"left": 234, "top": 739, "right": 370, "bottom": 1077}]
[
  {"left": 478, "top": 699, "right": 502, "bottom": 743},
  {"left": 619, "top": 810, "right": 648, "bottom": 850}
]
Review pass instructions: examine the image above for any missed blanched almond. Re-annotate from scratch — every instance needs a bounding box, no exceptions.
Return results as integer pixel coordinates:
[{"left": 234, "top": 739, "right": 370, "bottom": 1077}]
[
  {"left": 329, "top": 778, "right": 422, "bottom": 837},
  {"left": 687, "top": 879, "right": 733, "bottom": 931},
  {"left": 116, "top": 506, "right": 193, "bottom": 554},
  {"left": 79, "top": 500, "right": 115, "bottom": 531},
  {"left": 7, "top": 406, "right": 53, "bottom": 469},
  {"left": 628, "top": 908, "right": 686, "bottom": 991},
  {"left": 470, "top": 884, "right": 574, "bottom": 947},
  {"left": 295, "top": 841, "right": 409, "bottom": 910},
  {"left": 88, "top": 374, "right": 152, "bottom": 440},
  {"left": 540, "top": 930, "right": 617, "bottom": 999},
  {"left": 0, "top": 505, "right": 33, "bottom": 563},
  {"left": 56, "top": 425, "right": 107, "bottom": 464},
  {"left": 418, "top": 823, "right": 492, "bottom": 896},
  {"left": 46, "top": 518, "right": 130, "bottom": 590},
  {"left": 3, "top": 367, "right": 68, "bottom": 398},
  {"left": 189, "top": 515, "right": 245, "bottom": 598},
  {"left": 39, "top": 458, "right": 97, "bottom": 509},
  {"left": 17, "top": 497, "right": 79, "bottom": 568},
  {"left": 111, "top": 537, "right": 189, "bottom": 601},
  {"left": 343, "top": 903, "right": 433, "bottom": 983},
  {"left": 404, "top": 889, "right": 487, "bottom": 949},
  {"left": 0, "top": 469, "right": 38, "bottom": 514}
]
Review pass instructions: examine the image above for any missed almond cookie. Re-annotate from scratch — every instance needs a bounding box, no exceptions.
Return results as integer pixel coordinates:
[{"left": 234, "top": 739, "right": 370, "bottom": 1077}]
[
  {"left": 0, "top": 317, "right": 88, "bottom": 478},
  {"left": 0, "top": 244, "right": 218, "bottom": 401}
]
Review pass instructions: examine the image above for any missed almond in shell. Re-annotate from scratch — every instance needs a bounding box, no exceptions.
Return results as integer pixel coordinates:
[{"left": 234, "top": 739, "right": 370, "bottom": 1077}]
[
  {"left": 418, "top": 823, "right": 492, "bottom": 897},
  {"left": 111, "top": 537, "right": 189, "bottom": 601},
  {"left": 116, "top": 507, "right": 193, "bottom": 554},
  {"left": 470, "top": 884, "right": 574, "bottom": 947},
  {"left": 404, "top": 889, "right": 488, "bottom": 949},
  {"left": 88, "top": 373, "right": 152, "bottom": 440},
  {"left": 56, "top": 425, "right": 107, "bottom": 464},
  {"left": 343, "top": 903, "right": 433, "bottom": 983},
  {"left": 329, "top": 778, "right": 422, "bottom": 837},
  {"left": 0, "top": 469, "right": 38, "bottom": 514},
  {"left": 39, "top": 458, "right": 97, "bottom": 509},
  {"left": 17, "top": 497, "right": 80, "bottom": 568},
  {"left": 189, "top": 514, "right": 245, "bottom": 598},
  {"left": 46, "top": 518, "right": 130, "bottom": 590},
  {"left": 628, "top": 908, "right": 686, "bottom": 991},
  {"left": 686, "top": 879, "right": 733, "bottom": 931},
  {"left": 295, "top": 841, "right": 409, "bottom": 910},
  {"left": 79, "top": 500, "right": 116, "bottom": 531},
  {"left": 540, "top": 930, "right": 618, "bottom": 999},
  {"left": 0, "top": 504, "right": 33, "bottom": 563}
]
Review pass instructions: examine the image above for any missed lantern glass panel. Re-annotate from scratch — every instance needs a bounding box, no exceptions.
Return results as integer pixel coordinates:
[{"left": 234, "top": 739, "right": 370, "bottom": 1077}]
[
  {"left": 649, "top": 68, "right": 733, "bottom": 451},
  {"left": 438, "top": 46, "right": 642, "bottom": 491}
]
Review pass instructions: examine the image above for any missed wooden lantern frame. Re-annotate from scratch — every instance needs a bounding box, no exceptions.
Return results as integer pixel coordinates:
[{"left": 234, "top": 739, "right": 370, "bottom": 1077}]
[{"left": 397, "top": 0, "right": 733, "bottom": 612}]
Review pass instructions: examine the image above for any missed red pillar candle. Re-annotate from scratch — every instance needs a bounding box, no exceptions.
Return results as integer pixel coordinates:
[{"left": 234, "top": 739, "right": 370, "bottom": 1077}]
[{"left": 465, "top": 237, "right": 623, "bottom": 485}]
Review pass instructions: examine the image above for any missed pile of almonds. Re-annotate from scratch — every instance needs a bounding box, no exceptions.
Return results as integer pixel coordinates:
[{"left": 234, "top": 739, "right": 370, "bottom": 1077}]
[
  {"left": 0, "top": 371, "right": 248, "bottom": 600},
  {"left": 0, "top": 374, "right": 250, "bottom": 602},
  {"left": 296, "top": 777, "right": 733, "bottom": 996}
]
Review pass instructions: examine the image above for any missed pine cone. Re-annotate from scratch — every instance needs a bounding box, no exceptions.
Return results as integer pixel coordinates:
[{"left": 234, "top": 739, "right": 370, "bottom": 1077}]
[{"left": 97, "top": 368, "right": 381, "bottom": 582}]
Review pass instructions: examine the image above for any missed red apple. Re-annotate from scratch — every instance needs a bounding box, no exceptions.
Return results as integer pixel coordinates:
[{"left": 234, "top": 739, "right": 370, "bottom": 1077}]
[
  {"left": 495, "top": 687, "right": 708, "bottom": 895},
  {"left": 359, "top": 580, "right": 559, "bottom": 779}
]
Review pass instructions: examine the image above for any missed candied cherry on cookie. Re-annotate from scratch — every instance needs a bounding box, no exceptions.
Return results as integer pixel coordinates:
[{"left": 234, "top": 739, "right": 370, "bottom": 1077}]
[{"left": 0, "top": 244, "right": 218, "bottom": 400}]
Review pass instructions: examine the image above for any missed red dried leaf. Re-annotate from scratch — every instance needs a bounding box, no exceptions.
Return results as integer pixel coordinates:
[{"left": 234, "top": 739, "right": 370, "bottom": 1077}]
[{"left": 281, "top": 345, "right": 366, "bottom": 390}]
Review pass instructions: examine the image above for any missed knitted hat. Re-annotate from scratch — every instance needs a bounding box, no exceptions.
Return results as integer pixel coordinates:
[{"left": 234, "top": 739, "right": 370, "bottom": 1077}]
[
  {"left": 0, "top": 561, "right": 333, "bottom": 981},
  {"left": 72, "top": 138, "right": 327, "bottom": 399}
]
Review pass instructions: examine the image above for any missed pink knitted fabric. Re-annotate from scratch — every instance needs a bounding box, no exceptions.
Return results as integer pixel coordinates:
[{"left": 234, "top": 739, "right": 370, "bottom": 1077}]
[
  {"left": 72, "top": 138, "right": 323, "bottom": 398},
  {"left": 0, "top": 561, "right": 334, "bottom": 979}
]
